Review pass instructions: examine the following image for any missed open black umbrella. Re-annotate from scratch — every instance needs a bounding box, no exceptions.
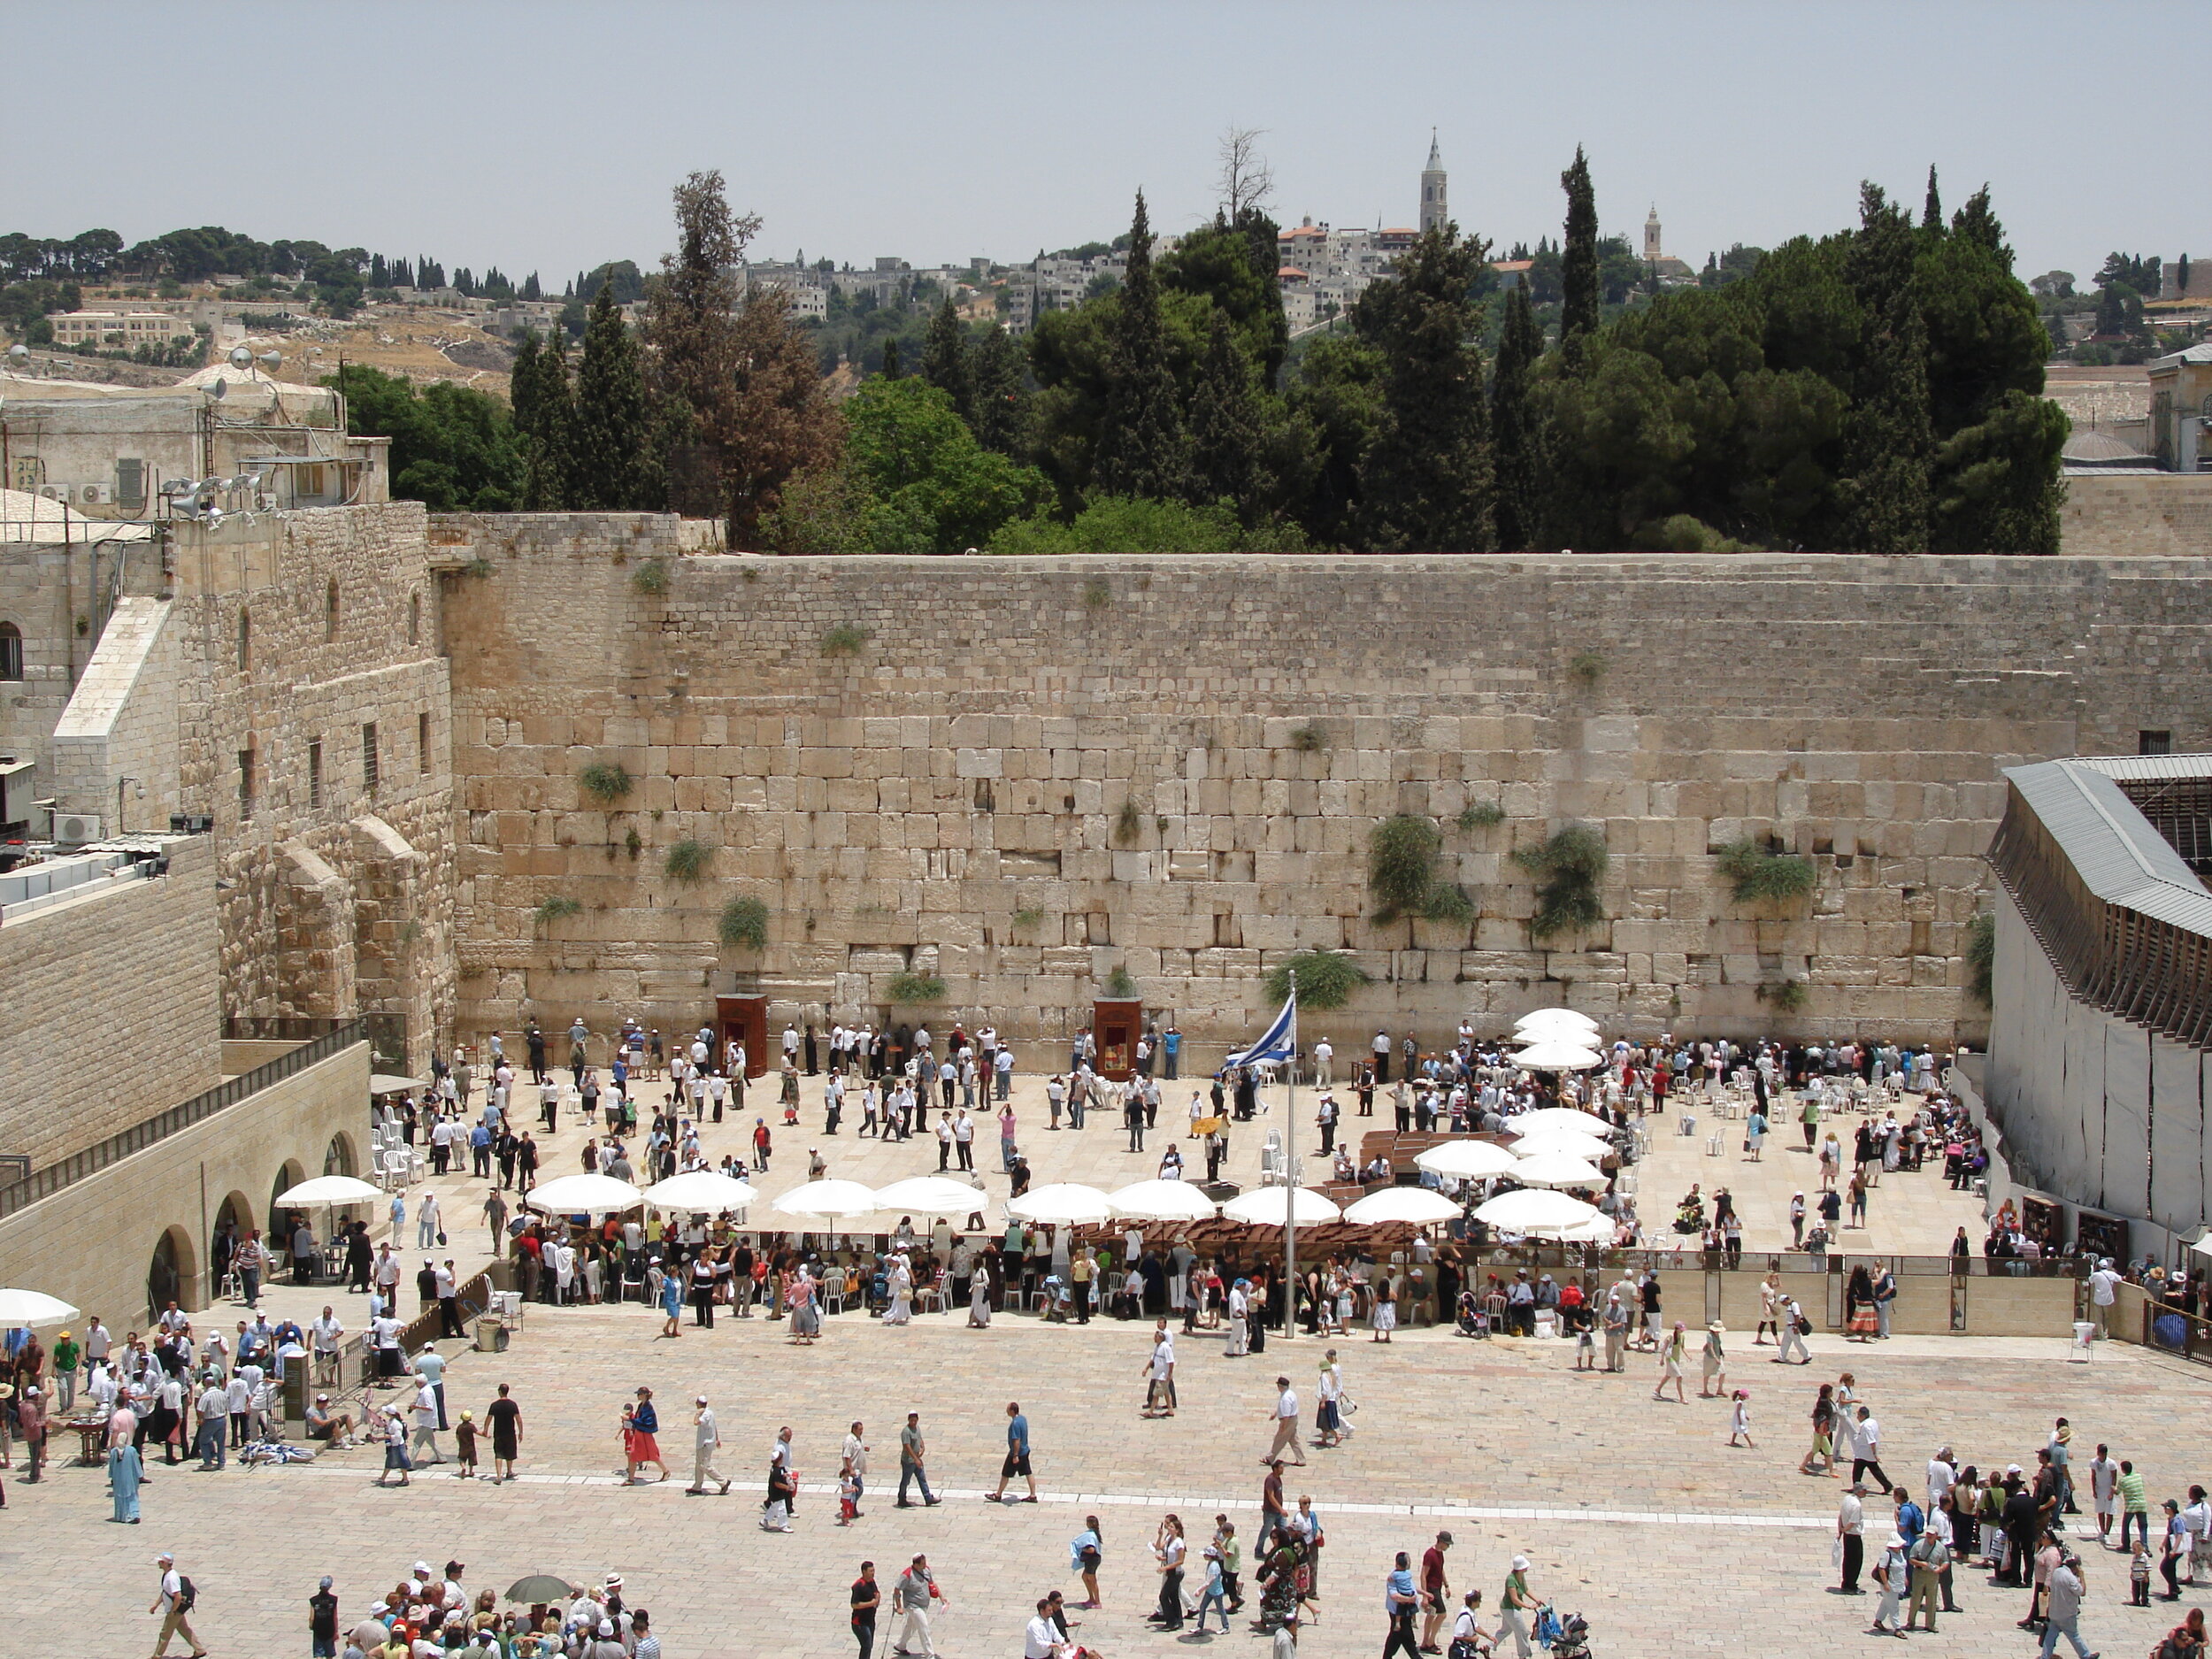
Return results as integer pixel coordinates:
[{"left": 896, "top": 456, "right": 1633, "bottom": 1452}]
[{"left": 504, "top": 1575, "right": 578, "bottom": 1604}]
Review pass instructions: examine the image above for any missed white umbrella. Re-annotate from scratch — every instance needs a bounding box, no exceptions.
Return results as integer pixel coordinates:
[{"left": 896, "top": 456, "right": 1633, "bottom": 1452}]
[
  {"left": 370, "top": 1073, "right": 427, "bottom": 1094},
  {"left": 1342, "top": 1187, "right": 1462, "bottom": 1225},
  {"left": 1509, "top": 1107, "right": 1615, "bottom": 1136},
  {"left": 1509, "top": 1151, "right": 1609, "bottom": 1188},
  {"left": 642, "top": 1171, "right": 759, "bottom": 1213},
  {"left": 0, "top": 1287, "right": 78, "bottom": 1325},
  {"left": 1472, "top": 1188, "right": 1600, "bottom": 1235},
  {"left": 871, "top": 1175, "right": 988, "bottom": 1217},
  {"left": 1511, "top": 1041, "right": 1605, "bottom": 1071},
  {"left": 274, "top": 1175, "right": 383, "bottom": 1207},
  {"left": 1512, "top": 1010, "right": 1599, "bottom": 1035},
  {"left": 1221, "top": 1187, "right": 1342, "bottom": 1226},
  {"left": 1006, "top": 1183, "right": 1115, "bottom": 1226},
  {"left": 2192, "top": 1234, "right": 2212, "bottom": 1260},
  {"left": 771, "top": 1179, "right": 882, "bottom": 1221},
  {"left": 1108, "top": 1179, "right": 1220, "bottom": 1222},
  {"left": 1508, "top": 1129, "right": 1613, "bottom": 1164},
  {"left": 1415, "top": 1140, "right": 1523, "bottom": 1180},
  {"left": 523, "top": 1173, "right": 643, "bottom": 1214},
  {"left": 1553, "top": 1214, "right": 1618, "bottom": 1244}
]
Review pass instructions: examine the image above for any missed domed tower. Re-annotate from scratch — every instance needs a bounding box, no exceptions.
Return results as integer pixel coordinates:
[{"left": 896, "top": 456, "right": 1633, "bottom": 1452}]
[{"left": 1420, "top": 131, "right": 1448, "bottom": 235}]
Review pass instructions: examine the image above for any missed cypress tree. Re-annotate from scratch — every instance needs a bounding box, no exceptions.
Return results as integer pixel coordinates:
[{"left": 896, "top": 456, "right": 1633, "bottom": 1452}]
[
  {"left": 1842, "top": 294, "right": 1933, "bottom": 553},
  {"left": 881, "top": 338, "right": 902, "bottom": 380},
  {"left": 1559, "top": 146, "right": 1601, "bottom": 344},
  {"left": 520, "top": 272, "right": 541, "bottom": 302},
  {"left": 509, "top": 328, "right": 573, "bottom": 510},
  {"left": 1490, "top": 282, "right": 1543, "bottom": 550},
  {"left": 920, "top": 296, "right": 972, "bottom": 423},
  {"left": 1187, "top": 308, "right": 1264, "bottom": 518},
  {"left": 1093, "top": 189, "right": 1192, "bottom": 501},
  {"left": 570, "top": 282, "right": 663, "bottom": 511},
  {"left": 1949, "top": 187, "right": 2010, "bottom": 270},
  {"left": 969, "top": 323, "right": 1029, "bottom": 455},
  {"left": 1353, "top": 226, "right": 1494, "bottom": 551},
  {"left": 1921, "top": 165, "right": 1943, "bottom": 233}
]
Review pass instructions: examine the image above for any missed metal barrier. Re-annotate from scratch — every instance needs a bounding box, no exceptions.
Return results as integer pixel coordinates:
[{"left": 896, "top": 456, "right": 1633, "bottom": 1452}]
[
  {"left": 0, "top": 1021, "right": 365, "bottom": 1219},
  {"left": 2142, "top": 1299, "right": 2212, "bottom": 1365}
]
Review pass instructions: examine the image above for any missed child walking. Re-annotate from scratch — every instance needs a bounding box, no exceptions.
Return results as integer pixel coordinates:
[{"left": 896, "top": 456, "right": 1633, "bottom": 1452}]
[
  {"left": 1729, "top": 1388, "right": 1754, "bottom": 1448},
  {"left": 454, "top": 1409, "right": 479, "bottom": 1479}
]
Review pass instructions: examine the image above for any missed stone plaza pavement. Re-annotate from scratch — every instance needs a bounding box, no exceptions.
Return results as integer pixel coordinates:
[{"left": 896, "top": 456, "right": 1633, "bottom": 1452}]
[{"left": 12, "top": 1295, "right": 2207, "bottom": 1659}]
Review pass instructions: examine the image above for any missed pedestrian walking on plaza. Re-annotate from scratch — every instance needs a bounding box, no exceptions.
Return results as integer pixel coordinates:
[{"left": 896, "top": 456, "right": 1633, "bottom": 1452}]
[
  {"left": 378, "top": 1404, "right": 413, "bottom": 1486},
  {"left": 1418, "top": 1531, "right": 1454, "bottom": 1653},
  {"left": 150, "top": 1553, "right": 206, "bottom": 1658},
  {"left": 1836, "top": 1480, "right": 1868, "bottom": 1594},
  {"left": 1071, "top": 1516, "right": 1104, "bottom": 1609},
  {"left": 1494, "top": 1553, "right": 1538, "bottom": 1659},
  {"left": 763, "top": 1425, "right": 796, "bottom": 1531},
  {"left": 623, "top": 1386, "right": 666, "bottom": 1485},
  {"left": 1142, "top": 1325, "right": 1178, "bottom": 1417},
  {"left": 984, "top": 1400, "right": 1038, "bottom": 1502},
  {"left": 485, "top": 1382, "right": 522, "bottom": 1482},
  {"left": 1904, "top": 1525, "right": 1950, "bottom": 1632},
  {"left": 1729, "top": 1389, "right": 1754, "bottom": 1448},
  {"left": 2038, "top": 1549, "right": 2095, "bottom": 1659},
  {"left": 850, "top": 1561, "right": 880, "bottom": 1659},
  {"left": 891, "top": 1554, "right": 942, "bottom": 1657},
  {"left": 109, "top": 1432, "right": 143, "bottom": 1522},
  {"left": 687, "top": 1395, "right": 731, "bottom": 1495},
  {"left": 1775, "top": 1296, "right": 1813, "bottom": 1364},
  {"left": 1653, "top": 1322, "right": 1688, "bottom": 1402},
  {"left": 1869, "top": 1531, "right": 1909, "bottom": 1636},
  {"left": 1263, "top": 1375, "right": 1305, "bottom": 1463},
  {"left": 1382, "top": 1549, "right": 1422, "bottom": 1659},
  {"left": 896, "top": 1410, "right": 940, "bottom": 1507},
  {"left": 1150, "top": 1514, "right": 1190, "bottom": 1630},
  {"left": 309, "top": 1573, "right": 339, "bottom": 1659},
  {"left": 1699, "top": 1322, "right": 1728, "bottom": 1396},
  {"left": 1849, "top": 1405, "right": 1892, "bottom": 1493}
]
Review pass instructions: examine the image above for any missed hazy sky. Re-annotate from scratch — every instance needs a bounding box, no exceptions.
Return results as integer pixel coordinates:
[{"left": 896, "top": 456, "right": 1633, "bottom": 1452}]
[{"left": 6, "top": 3, "right": 2189, "bottom": 287}]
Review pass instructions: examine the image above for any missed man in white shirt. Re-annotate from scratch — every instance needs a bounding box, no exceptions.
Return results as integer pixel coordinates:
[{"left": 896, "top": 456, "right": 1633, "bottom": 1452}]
[
  {"left": 1925, "top": 1447, "right": 1957, "bottom": 1514},
  {"left": 688, "top": 1395, "right": 729, "bottom": 1495},
  {"left": 150, "top": 1553, "right": 204, "bottom": 1659},
  {"left": 1263, "top": 1377, "right": 1306, "bottom": 1466},
  {"left": 2086, "top": 1257, "right": 2123, "bottom": 1336},
  {"left": 1312, "top": 1037, "right": 1333, "bottom": 1086},
  {"left": 410, "top": 1374, "right": 444, "bottom": 1463},
  {"left": 842, "top": 1419, "right": 869, "bottom": 1515},
  {"left": 1025, "top": 1598, "right": 1069, "bottom": 1659},
  {"left": 311, "top": 1305, "right": 344, "bottom": 1386}
]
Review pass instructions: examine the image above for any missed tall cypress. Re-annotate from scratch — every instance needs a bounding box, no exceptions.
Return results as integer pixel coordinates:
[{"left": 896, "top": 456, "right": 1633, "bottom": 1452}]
[
  {"left": 920, "top": 296, "right": 973, "bottom": 424},
  {"left": 1187, "top": 309, "right": 1263, "bottom": 518},
  {"left": 968, "top": 323, "right": 1029, "bottom": 455},
  {"left": 1490, "top": 282, "right": 1543, "bottom": 550},
  {"left": 1353, "top": 226, "right": 1493, "bottom": 551},
  {"left": 510, "top": 327, "right": 572, "bottom": 510},
  {"left": 1841, "top": 187, "right": 1932, "bottom": 552},
  {"left": 1093, "top": 190, "right": 1192, "bottom": 501},
  {"left": 880, "top": 338, "right": 902, "bottom": 380},
  {"left": 1559, "top": 146, "right": 1601, "bottom": 345},
  {"left": 570, "top": 282, "right": 663, "bottom": 511},
  {"left": 1921, "top": 165, "right": 1943, "bottom": 234}
]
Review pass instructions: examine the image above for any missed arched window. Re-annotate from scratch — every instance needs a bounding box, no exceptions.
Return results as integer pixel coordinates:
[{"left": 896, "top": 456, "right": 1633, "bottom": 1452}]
[
  {"left": 325, "top": 577, "right": 340, "bottom": 641},
  {"left": 236, "top": 608, "right": 250, "bottom": 672},
  {"left": 0, "top": 621, "right": 20, "bottom": 681},
  {"left": 409, "top": 591, "right": 421, "bottom": 646}
]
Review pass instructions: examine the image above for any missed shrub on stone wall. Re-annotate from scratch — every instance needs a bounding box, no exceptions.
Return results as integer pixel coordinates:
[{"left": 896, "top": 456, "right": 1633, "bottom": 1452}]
[
  {"left": 663, "top": 838, "right": 711, "bottom": 884},
  {"left": 1512, "top": 824, "right": 1609, "bottom": 940},
  {"left": 1113, "top": 800, "right": 1143, "bottom": 846},
  {"left": 719, "top": 895, "right": 769, "bottom": 949},
  {"left": 1289, "top": 723, "right": 1327, "bottom": 753},
  {"left": 887, "top": 971, "right": 947, "bottom": 1004},
  {"left": 578, "top": 761, "right": 634, "bottom": 804},
  {"left": 1102, "top": 965, "right": 1138, "bottom": 998},
  {"left": 1011, "top": 907, "right": 1046, "bottom": 934},
  {"left": 821, "top": 624, "right": 872, "bottom": 657},
  {"left": 1759, "top": 978, "right": 1810, "bottom": 1013},
  {"left": 1966, "top": 911, "right": 1995, "bottom": 1004},
  {"left": 532, "top": 895, "right": 582, "bottom": 932},
  {"left": 1456, "top": 800, "right": 1506, "bottom": 831},
  {"left": 630, "top": 557, "right": 669, "bottom": 595},
  {"left": 1263, "top": 949, "right": 1372, "bottom": 1010},
  {"left": 1368, "top": 814, "right": 1471, "bottom": 925},
  {"left": 1715, "top": 837, "right": 1816, "bottom": 904}
]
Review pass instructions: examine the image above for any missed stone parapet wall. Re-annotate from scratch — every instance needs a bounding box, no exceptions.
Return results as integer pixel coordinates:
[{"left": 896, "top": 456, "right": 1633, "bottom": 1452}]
[
  {"left": 0, "top": 834, "right": 220, "bottom": 1166},
  {"left": 433, "top": 527, "right": 2212, "bottom": 1056},
  {"left": 2060, "top": 473, "right": 2212, "bottom": 559}
]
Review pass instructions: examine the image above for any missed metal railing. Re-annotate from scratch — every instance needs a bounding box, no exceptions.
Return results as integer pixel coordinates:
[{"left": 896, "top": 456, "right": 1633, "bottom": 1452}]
[
  {"left": 1451, "top": 1245, "right": 2089, "bottom": 1279},
  {"left": 2142, "top": 1298, "right": 2212, "bottom": 1366},
  {"left": 0, "top": 1020, "right": 365, "bottom": 1219}
]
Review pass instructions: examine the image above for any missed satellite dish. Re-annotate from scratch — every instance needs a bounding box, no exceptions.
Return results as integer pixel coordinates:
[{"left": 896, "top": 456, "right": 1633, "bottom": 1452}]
[{"left": 227, "top": 345, "right": 253, "bottom": 371}]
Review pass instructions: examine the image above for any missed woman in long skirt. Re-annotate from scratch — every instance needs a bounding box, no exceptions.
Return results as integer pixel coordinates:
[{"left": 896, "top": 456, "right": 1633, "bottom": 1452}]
[
  {"left": 1370, "top": 1275, "right": 1398, "bottom": 1344},
  {"left": 968, "top": 1260, "right": 994, "bottom": 1328},
  {"left": 1653, "top": 1320, "right": 1688, "bottom": 1402},
  {"left": 108, "top": 1440, "right": 142, "bottom": 1523}
]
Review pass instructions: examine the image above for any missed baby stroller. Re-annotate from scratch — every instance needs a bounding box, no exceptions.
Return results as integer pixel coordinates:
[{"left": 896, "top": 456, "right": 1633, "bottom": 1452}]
[{"left": 1534, "top": 1605, "right": 1590, "bottom": 1659}]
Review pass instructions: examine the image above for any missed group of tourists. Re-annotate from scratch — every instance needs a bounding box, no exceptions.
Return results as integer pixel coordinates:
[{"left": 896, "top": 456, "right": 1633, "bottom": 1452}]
[{"left": 290, "top": 1556, "right": 660, "bottom": 1658}]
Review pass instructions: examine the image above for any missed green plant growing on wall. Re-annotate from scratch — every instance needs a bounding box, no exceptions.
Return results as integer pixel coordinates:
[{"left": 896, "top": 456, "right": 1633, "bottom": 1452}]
[
  {"left": 630, "top": 557, "right": 669, "bottom": 595},
  {"left": 1288, "top": 722, "right": 1327, "bottom": 753},
  {"left": 459, "top": 556, "right": 494, "bottom": 578},
  {"left": 1011, "top": 906, "right": 1046, "bottom": 933},
  {"left": 1102, "top": 965, "right": 1138, "bottom": 998},
  {"left": 624, "top": 826, "right": 642, "bottom": 859},
  {"left": 821, "top": 624, "right": 872, "bottom": 657},
  {"left": 532, "top": 895, "right": 582, "bottom": 932},
  {"left": 1567, "top": 649, "right": 1606, "bottom": 687},
  {"left": 1082, "top": 577, "right": 1110, "bottom": 611},
  {"left": 1715, "top": 837, "right": 1817, "bottom": 903},
  {"left": 398, "top": 918, "right": 424, "bottom": 946},
  {"left": 663, "top": 837, "right": 711, "bottom": 884},
  {"left": 887, "top": 970, "right": 947, "bottom": 1004},
  {"left": 1456, "top": 800, "right": 1506, "bottom": 831},
  {"left": 1368, "top": 814, "right": 1473, "bottom": 924},
  {"left": 577, "top": 761, "right": 634, "bottom": 804},
  {"left": 1512, "top": 824, "right": 1609, "bottom": 940},
  {"left": 1758, "top": 978, "right": 1810, "bottom": 1013},
  {"left": 718, "top": 895, "right": 769, "bottom": 949},
  {"left": 1966, "top": 910, "right": 1996, "bottom": 1004},
  {"left": 1113, "top": 800, "right": 1143, "bottom": 846},
  {"left": 1262, "top": 949, "right": 1373, "bottom": 1010}
]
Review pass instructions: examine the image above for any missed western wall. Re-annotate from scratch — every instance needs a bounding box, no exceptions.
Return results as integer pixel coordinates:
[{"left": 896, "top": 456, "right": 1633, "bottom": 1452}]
[{"left": 434, "top": 508, "right": 2212, "bottom": 1056}]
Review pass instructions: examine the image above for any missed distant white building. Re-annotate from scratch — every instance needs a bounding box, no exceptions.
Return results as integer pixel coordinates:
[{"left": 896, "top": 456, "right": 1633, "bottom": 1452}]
[{"left": 46, "top": 311, "right": 196, "bottom": 348}]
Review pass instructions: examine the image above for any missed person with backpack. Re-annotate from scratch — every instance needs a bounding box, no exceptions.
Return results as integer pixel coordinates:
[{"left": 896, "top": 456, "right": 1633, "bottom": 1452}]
[{"left": 150, "top": 1553, "right": 206, "bottom": 1658}]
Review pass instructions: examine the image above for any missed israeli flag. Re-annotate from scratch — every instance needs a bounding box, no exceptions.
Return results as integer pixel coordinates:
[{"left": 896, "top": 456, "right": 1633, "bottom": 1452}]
[{"left": 1226, "top": 992, "right": 1297, "bottom": 1068}]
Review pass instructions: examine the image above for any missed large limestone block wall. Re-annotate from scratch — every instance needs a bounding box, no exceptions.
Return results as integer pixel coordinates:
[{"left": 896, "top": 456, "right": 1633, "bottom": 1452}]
[
  {"left": 2061, "top": 473, "right": 2212, "bottom": 559},
  {"left": 434, "top": 523, "right": 2212, "bottom": 1056},
  {"left": 169, "top": 504, "right": 457, "bottom": 1064},
  {"left": 0, "top": 834, "right": 220, "bottom": 1167}
]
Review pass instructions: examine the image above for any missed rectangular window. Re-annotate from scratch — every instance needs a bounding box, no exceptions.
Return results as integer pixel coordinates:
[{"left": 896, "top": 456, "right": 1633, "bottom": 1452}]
[
  {"left": 362, "top": 722, "right": 379, "bottom": 795},
  {"left": 237, "top": 748, "right": 255, "bottom": 818},
  {"left": 2140, "top": 730, "right": 2174, "bottom": 757},
  {"left": 418, "top": 710, "right": 432, "bottom": 775},
  {"left": 308, "top": 740, "right": 322, "bottom": 808}
]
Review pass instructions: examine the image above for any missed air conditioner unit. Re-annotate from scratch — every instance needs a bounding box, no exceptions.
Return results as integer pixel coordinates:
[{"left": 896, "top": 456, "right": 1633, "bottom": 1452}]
[
  {"left": 51, "top": 812, "right": 101, "bottom": 846},
  {"left": 79, "top": 484, "right": 109, "bottom": 505},
  {"left": 37, "top": 485, "right": 60, "bottom": 500}
]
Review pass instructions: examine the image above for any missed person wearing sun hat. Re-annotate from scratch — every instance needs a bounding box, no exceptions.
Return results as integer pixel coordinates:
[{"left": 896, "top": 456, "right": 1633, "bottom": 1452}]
[
  {"left": 50, "top": 1329, "right": 78, "bottom": 1412},
  {"left": 1494, "top": 1554, "right": 1538, "bottom": 1657}
]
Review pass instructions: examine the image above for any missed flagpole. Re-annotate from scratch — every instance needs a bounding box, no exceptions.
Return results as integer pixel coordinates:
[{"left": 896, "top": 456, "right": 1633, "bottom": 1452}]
[{"left": 1284, "top": 992, "right": 1297, "bottom": 1347}]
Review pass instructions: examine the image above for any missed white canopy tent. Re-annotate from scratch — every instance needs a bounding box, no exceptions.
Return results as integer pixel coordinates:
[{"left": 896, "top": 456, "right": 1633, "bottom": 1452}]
[
  {"left": 1508, "top": 1151, "right": 1609, "bottom": 1188},
  {"left": 870, "top": 1176, "right": 988, "bottom": 1217},
  {"left": 770, "top": 1179, "right": 883, "bottom": 1221},
  {"left": 1472, "top": 1188, "right": 1601, "bottom": 1236},
  {"left": 1006, "top": 1183, "right": 1116, "bottom": 1226},
  {"left": 1221, "top": 1187, "right": 1343, "bottom": 1226},
  {"left": 1414, "top": 1140, "right": 1523, "bottom": 1180},
  {"left": 1107, "top": 1179, "right": 1219, "bottom": 1222},
  {"left": 641, "top": 1171, "right": 759, "bottom": 1214},
  {"left": 524, "top": 1173, "right": 643, "bottom": 1215},
  {"left": 1342, "top": 1187, "right": 1462, "bottom": 1225}
]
